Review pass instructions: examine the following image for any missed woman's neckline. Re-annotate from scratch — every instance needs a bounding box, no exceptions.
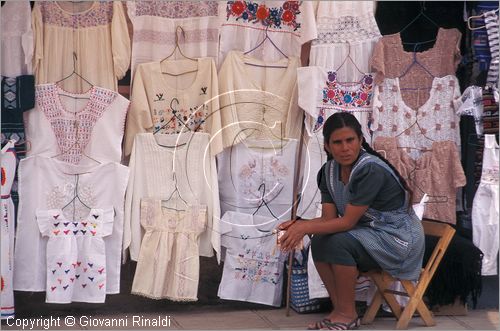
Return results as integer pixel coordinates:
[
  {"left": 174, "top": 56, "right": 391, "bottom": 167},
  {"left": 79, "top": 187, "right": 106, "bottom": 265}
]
[
  {"left": 55, "top": 1, "right": 97, "bottom": 15},
  {"left": 396, "top": 27, "right": 444, "bottom": 55},
  {"left": 157, "top": 58, "right": 203, "bottom": 93}
]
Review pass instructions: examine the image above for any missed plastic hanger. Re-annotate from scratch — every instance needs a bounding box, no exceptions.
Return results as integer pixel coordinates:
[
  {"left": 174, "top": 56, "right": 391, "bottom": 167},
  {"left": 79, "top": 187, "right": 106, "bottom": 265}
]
[
  {"left": 467, "top": 8, "right": 499, "bottom": 31},
  {"left": 162, "top": 172, "right": 188, "bottom": 212},
  {"left": 55, "top": 52, "right": 94, "bottom": 97},
  {"left": 333, "top": 42, "right": 365, "bottom": 84},
  {"left": 160, "top": 26, "right": 198, "bottom": 76},
  {"left": 244, "top": 26, "right": 288, "bottom": 68}
]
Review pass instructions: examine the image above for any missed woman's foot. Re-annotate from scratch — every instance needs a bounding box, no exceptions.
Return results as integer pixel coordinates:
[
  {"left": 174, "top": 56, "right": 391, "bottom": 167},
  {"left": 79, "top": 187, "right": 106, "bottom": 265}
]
[
  {"left": 320, "top": 311, "right": 360, "bottom": 330},
  {"left": 306, "top": 318, "right": 330, "bottom": 330}
]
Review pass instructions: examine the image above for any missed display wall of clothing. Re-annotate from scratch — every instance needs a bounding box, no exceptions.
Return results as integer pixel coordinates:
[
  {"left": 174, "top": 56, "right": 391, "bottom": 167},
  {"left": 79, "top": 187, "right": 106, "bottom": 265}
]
[
  {"left": 218, "top": 0, "right": 317, "bottom": 66},
  {"left": 309, "top": 1, "right": 381, "bottom": 79},
  {"left": 127, "top": 1, "right": 221, "bottom": 80},
  {"left": 370, "top": 28, "right": 462, "bottom": 109},
  {"left": 24, "top": 84, "right": 129, "bottom": 165},
  {"left": 296, "top": 66, "right": 374, "bottom": 219},
  {"left": 472, "top": 134, "right": 499, "bottom": 276},
  {"left": 132, "top": 199, "right": 207, "bottom": 301},
  {"left": 372, "top": 75, "right": 462, "bottom": 157},
  {"left": 1, "top": 143, "right": 16, "bottom": 319},
  {"left": 374, "top": 137, "right": 466, "bottom": 224},
  {"left": 218, "top": 211, "right": 285, "bottom": 307},
  {"left": 32, "top": 1, "right": 131, "bottom": 93},
  {"left": 124, "top": 57, "right": 222, "bottom": 157},
  {"left": 124, "top": 132, "right": 220, "bottom": 262},
  {"left": 14, "top": 156, "right": 129, "bottom": 294},
  {"left": 216, "top": 139, "right": 298, "bottom": 222},
  {"left": 37, "top": 207, "right": 114, "bottom": 303},
  {"left": 218, "top": 51, "right": 301, "bottom": 149}
]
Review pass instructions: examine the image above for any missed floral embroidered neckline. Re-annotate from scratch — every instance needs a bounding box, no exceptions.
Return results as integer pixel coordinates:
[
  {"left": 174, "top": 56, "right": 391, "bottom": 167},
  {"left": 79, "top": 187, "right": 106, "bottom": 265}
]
[{"left": 226, "top": 1, "right": 302, "bottom": 32}]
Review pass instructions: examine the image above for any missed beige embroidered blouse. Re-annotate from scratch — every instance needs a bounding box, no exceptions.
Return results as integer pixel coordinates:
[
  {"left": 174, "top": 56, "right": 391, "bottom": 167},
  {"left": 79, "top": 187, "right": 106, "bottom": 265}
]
[{"left": 370, "top": 28, "right": 462, "bottom": 109}]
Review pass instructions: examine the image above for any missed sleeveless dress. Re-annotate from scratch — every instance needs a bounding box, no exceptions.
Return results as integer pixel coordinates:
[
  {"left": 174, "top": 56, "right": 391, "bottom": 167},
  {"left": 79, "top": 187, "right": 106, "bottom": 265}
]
[{"left": 321, "top": 151, "right": 424, "bottom": 280}]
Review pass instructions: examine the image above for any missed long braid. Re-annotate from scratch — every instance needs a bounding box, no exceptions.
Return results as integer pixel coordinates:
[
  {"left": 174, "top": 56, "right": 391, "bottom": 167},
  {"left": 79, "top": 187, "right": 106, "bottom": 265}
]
[{"left": 361, "top": 140, "right": 413, "bottom": 204}]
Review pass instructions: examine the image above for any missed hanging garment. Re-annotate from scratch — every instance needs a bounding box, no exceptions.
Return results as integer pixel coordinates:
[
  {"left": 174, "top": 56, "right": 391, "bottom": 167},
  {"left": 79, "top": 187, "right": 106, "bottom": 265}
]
[
  {"left": 14, "top": 156, "right": 129, "bottom": 294},
  {"left": 1, "top": 0, "right": 33, "bottom": 77},
  {"left": 24, "top": 84, "right": 129, "bottom": 165},
  {"left": 132, "top": 199, "right": 207, "bottom": 301},
  {"left": 374, "top": 137, "right": 466, "bottom": 225},
  {"left": 372, "top": 75, "right": 462, "bottom": 158},
  {"left": 218, "top": 1, "right": 317, "bottom": 66},
  {"left": 309, "top": 1, "right": 381, "bottom": 79},
  {"left": 124, "top": 132, "right": 220, "bottom": 262},
  {"left": 217, "top": 139, "right": 298, "bottom": 221},
  {"left": 36, "top": 207, "right": 114, "bottom": 303},
  {"left": 320, "top": 151, "right": 425, "bottom": 280},
  {"left": 32, "top": 1, "right": 130, "bottom": 93},
  {"left": 1, "top": 143, "right": 16, "bottom": 319},
  {"left": 456, "top": 85, "right": 484, "bottom": 135},
  {"left": 218, "top": 51, "right": 301, "bottom": 148},
  {"left": 218, "top": 211, "right": 285, "bottom": 306},
  {"left": 469, "top": 2, "right": 498, "bottom": 73},
  {"left": 370, "top": 28, "right": 462, "bottom": 109},
  {"left": 484, "top": 10, "right": 499, "bottom": 92},
  {"left": 296, "top": 66, "right": 374, "bottom": 219},
  {"left": 126, "top": 1, "right": 221, "bottom": 80},
  {"left": 472, "top": 134, "right": 499, "bottom": 276},
  {"left": 123, "top": 57, "right": 222, "bottom": 157}
]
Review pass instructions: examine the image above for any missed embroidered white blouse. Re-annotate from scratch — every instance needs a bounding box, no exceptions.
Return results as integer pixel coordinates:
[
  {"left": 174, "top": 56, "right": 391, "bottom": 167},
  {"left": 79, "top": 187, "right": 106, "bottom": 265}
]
[
  {"left": 124, "top": 57, "right": 222, "bottom": 157},
  {"left": 126, "top": 1, "right": 222, "bottom": 80},
  {"left": 32, "top": 1, "right": 131, "bottom": 93},
  {"left": 37, "top": 207, "right": 114, "bottom": 303},
  {"left": 14, "top": 156, "right": 129, "bottom": 294},
  {"left": 24, "top": 84, "right": 129, "bottom": 165},
  {"left": 218, "top": 51, "right": 302, "bottom": 149},
  {"left": 1, "top": 0, "right": 33, "bottom": 77},
  {"left": 124, "top": 132, "right": 221, "bottom": 262},
  {"left": 218, "top": 1, "right": 317, "bottom": 66}
]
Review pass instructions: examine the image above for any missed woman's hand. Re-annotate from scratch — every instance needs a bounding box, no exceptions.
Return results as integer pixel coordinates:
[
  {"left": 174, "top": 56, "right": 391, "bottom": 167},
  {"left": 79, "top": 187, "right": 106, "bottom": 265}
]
[{"left": 278, "top": 221, "right": 306, "bottom": 253}]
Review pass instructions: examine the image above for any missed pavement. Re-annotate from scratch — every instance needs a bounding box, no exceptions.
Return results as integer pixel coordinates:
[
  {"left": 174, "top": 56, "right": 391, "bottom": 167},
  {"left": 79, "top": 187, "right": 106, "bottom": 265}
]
[{"left": 2, "top": 306, "right": 499, "bottom": 330}]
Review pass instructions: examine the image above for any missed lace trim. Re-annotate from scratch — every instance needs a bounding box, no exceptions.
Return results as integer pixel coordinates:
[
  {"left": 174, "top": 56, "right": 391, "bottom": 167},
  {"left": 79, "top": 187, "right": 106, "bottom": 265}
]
[
  {"left": 131, "top": 291, "right": 198, "bottom": 302},
  {"left": 313, "top": 14, "right": 380, "bottom": 45},
  {"left": 40, "top": 2, "right": 113, "bottom": 29},
  {"left": 134, "top": 1, "right": 218, "bottom": 18}
]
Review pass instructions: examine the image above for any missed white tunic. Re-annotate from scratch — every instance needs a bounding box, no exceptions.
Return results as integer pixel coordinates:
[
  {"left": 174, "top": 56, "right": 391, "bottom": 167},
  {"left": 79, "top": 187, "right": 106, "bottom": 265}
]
[
  {"left": 124, "top": 132, "right": 220, "bottom": 262},
  {"left": 218, "top": 211, "right": 285, "bottom": 306},
  {"left": 1, "top": 0, "right": 33, "bottom": 77},
  {"left": 37, "top": 207, "right": 114, "bottom": 303},
  {"left": 218, "top": 1, "right": 317, "bottom": 66},
  {"left": 126, "top": 1, "right": 222, "bottom": 80},
  {"left": 14, "top": 156, "right": 129, "bottom": 294},
  {"left": 1, "top": 142, "right": 16, "bottom": 319},
  {"left": 217, "top": 139, "right": 298, "bottom": 222},
  {"left": 25, "top": 84, "right": 129, "bottom": 165}
]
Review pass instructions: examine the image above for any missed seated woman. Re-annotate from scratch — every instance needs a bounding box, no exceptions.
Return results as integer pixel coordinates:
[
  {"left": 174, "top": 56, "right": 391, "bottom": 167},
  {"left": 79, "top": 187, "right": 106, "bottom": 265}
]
[{"left": 278, "top": 112, "right": 425, "bottom": 330}]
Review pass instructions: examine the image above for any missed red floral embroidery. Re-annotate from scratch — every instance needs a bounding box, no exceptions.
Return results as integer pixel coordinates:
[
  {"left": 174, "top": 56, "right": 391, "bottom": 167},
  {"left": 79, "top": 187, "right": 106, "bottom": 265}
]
[
  {"left": 322, "top": 71, "right": 373, "bottom": 109},
  {"left": 1, "top": 167, "right": 5, "bottom": 186},
  {"left": 226, "top": 1, "right": 302, "bottom": 31}
]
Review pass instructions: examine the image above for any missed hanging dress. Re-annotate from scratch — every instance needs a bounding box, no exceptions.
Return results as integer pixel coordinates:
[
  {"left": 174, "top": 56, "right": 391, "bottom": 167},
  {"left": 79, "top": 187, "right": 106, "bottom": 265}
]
[{"left": 1, "top": 142, "right": 16, "bottom": 319}]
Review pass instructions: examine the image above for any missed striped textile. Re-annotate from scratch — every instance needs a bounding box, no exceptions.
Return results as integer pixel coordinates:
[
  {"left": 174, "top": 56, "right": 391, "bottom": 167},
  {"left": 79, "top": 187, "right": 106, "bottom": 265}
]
[{"left": 485, "top": 10, "right": 499, "bottom": 88}]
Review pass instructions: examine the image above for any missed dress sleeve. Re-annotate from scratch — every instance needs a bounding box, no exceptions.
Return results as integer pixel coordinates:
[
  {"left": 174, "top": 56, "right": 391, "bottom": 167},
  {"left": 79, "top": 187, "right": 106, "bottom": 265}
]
[
  {"left": 370, "top": 39, "right": 385, "bottom": 85},
  {"left": 35, "top": 210, "right": 52, "bottom": 237},
  {"left": 348, "top": 163, "right": 386, "bottom": 206},
  {"left": 31, "top": 3, "right": 43, "bottom": 79},
  {"left": 316, "top": 164, "right": 334, "bottom": 204},
  {"left": 21, "top": 1, "right": 34, "bottom": 74},
  {"left": 99, "top": 208, "right": 115, "bottom": 238},
  {"left": 208, "top": 59, "right": 223, "bottom": 156},
  {"left": 123, "top": 137, "right": 140, "bottom": 261},
  {"left": 123, "top": 65, "right": 153, "bottom": 157},
  {"left": 298, "top": 1, "right": 318, "bottom": 45},
  {"left": 111, "top": 1, "right": 131, "bottom": 80}
]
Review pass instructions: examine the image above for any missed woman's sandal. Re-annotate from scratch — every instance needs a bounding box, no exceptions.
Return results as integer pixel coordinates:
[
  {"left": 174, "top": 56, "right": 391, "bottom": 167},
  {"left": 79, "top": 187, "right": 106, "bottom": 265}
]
[
  {"left": 306, "top": 319, "right": 330, "bottom": 330},
  {"left": 319, "top": 317, "right": 361, "bottom": 330}
]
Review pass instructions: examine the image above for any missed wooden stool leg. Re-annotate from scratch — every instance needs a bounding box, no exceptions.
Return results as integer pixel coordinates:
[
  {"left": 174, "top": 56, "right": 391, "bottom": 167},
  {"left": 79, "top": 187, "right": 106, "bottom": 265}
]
[
  {"left": 362, "top": 291, "right": 382, "bottom": 325},
  {"left": 400, "top": 280, "right": 435, "bottom": 327}
]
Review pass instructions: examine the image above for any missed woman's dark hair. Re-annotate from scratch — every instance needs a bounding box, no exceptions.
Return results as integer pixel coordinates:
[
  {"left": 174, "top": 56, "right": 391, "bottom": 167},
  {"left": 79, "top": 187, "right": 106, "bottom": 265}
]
[{"left": 323, "top": 112, "right": 413, "bottom": 200}]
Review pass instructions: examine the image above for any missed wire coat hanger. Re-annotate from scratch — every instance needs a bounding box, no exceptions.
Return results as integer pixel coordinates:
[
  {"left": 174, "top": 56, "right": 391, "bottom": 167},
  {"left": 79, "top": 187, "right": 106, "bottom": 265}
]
[
  {"left": 252, "top": 183, "right": 280, "bottom": 220},
  {"left": 55, "top": 52, "right": 94, "bottom": 94},
  {"left": 61, "top": 174, "right": 93, "bottom": 220},
  {"left": 160, "top": 25, "right": 197, "bottom": 75},
  {"left": 467, "top": 8, "right": 499, "bottom": 30},
  {"left": 399, "top": 2, "right": 440, "bottom": 35},
  {"left": 162, "top": 172, "right": 188, "bottom": 212},
  {"left": 244, "top": 26, "right": 288, "bottom": 68},
  {"left": 334, "top": 42, "right": 364, "bottom": 82}
]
